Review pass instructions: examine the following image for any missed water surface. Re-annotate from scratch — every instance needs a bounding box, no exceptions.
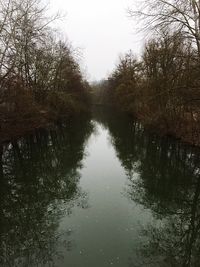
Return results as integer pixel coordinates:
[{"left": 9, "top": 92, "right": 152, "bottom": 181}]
[{"left": 1, "top": 109, "right": 200, "bottom": 267}]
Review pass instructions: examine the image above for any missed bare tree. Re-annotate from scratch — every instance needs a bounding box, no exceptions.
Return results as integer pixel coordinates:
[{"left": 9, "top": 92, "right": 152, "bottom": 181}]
[
  {"left": 129, "top": 0, "right": 200, "bottom": 58},
  {"left": 0, "top": 0, "right": 91, "bottom": 136},
  {"left": 0, "top": 0, "right": 60, "bottom": 91}
]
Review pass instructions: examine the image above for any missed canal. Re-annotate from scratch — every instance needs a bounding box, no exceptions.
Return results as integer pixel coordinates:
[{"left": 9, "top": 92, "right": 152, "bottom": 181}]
[{"left": 1, "top": 108, "right": 200, "bottom": 267}]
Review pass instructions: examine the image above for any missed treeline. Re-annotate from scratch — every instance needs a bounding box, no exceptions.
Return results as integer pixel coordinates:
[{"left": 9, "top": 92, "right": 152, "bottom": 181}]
[
  {"left": 91, "top": 80, "right": 109, "bottom": 106},
  {"left": 98, "top": 0, "right": 200, "bottom": 146},
  {"left": 0, "top": 0, "right": 90, "bottom": 141},
  {"left": 106, "top": 33, "right": 200, "bottom": 145}
]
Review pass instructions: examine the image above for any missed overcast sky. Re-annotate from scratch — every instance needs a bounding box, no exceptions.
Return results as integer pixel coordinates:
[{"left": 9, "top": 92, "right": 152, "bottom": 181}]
[{"left": 49, "top": 0, "right": 144, "bottom": 81}]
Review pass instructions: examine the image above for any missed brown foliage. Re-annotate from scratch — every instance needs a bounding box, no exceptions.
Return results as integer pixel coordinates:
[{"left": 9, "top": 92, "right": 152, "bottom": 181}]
[{"left": 105, "top": 32, "right": 200, "bottom": 146}]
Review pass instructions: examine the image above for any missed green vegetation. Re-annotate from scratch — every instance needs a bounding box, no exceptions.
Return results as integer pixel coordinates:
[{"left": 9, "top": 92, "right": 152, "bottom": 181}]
[{"left": 0, "top": 0, "right": 91, "bottom": 142}]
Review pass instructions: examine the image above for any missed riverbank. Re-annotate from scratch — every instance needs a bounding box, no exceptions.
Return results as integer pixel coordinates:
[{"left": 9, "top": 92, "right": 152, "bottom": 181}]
[
  {"left": 0, "top": 0, "right": 92, "bottom": 144},
  {"left": 93, "top": 104, "right": 200, "bottom": 147},
  {"left": 133, "top": 111, "right": 200, "bottom": 147},
  {"left": 0, "top": 98, "right": 91, "bottom": 143}
]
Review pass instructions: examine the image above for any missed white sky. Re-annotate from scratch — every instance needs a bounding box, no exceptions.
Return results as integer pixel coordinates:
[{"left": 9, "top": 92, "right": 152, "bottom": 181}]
[{"left": 49, "top": 0, "right": 144, "bottom": 81}]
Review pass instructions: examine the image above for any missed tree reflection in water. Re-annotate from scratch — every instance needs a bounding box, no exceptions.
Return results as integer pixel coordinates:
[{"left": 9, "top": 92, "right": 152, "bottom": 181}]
[
  {"left": 0, "top": 117, "right": 93, "bottom": 267},
  {"left": 94, "top": 107, "right": 200, "bottom": 267}
]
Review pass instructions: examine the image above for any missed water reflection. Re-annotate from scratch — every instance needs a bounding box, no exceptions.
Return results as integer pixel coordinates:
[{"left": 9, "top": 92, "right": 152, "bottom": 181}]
[
  {"left": 94, "top": 107, "right": 200, "bottom": 267},
  {"left": 0, "top": 117, "right": 93, "bottom": 267},
  {"left": 1, "top": 108, "right": 200, "bottom": 267}
]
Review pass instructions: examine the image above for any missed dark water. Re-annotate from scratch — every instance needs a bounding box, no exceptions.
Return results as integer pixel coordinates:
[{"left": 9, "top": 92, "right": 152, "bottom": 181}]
[{"left": 0, "top": 109, "right": 200, "bottom": 267}]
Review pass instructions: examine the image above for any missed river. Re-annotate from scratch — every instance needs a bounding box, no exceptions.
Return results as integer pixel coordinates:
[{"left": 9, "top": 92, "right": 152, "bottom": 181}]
[{"left": 0, "top": 108, "right": 200, "bottom": 267}]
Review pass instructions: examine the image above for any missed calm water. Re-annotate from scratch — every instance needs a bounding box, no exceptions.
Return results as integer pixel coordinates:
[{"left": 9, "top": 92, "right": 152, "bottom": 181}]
[{"left": 0, "top": 109, "right": 200, "bottom": 267}]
